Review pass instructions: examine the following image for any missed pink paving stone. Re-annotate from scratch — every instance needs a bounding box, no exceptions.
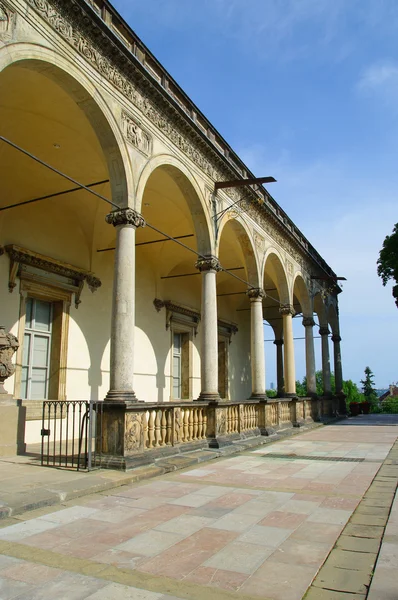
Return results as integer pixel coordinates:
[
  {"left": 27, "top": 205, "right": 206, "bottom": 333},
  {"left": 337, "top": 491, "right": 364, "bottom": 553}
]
[
  {"left": 205, "top": 493, "right": 257, "bottom": 510},
  {"left": 258, "top": 511, "right": 307, "bottom": 529},
  {"left": 291, "top": 494, "right": 327, "bottom": 503},
  {"left": 304, "top": 482, "right": 338, "bottom": 493},
  {"left": 43, "top": 518, "right": 110, "bottom": 540},
  {"left": 185, "top": 566, "right": 249, "bottom": 591},
  {"left": 19, "top": 530, "right": 68, "bottom": 550},
  {"left": 0, "top": 562, "right": 62, "bottom": 584},
  {"left": 92, "top": 548, "right": 148, "bottom": 569},
  {"left": 137, "top": 528, "right": 238, "bottom": 579}
]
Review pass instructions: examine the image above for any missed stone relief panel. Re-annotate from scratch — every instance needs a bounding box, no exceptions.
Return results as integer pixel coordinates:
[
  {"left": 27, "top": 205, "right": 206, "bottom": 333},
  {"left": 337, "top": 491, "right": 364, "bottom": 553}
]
[
  {"left": 124, "top": 412, "right": 144, "bottom": 453},
  {"left": 122, "top": 111, "right": 152, "bottom": 156},
  {"left": 0, "top": 1, "right": 15, "bottom": 39}
]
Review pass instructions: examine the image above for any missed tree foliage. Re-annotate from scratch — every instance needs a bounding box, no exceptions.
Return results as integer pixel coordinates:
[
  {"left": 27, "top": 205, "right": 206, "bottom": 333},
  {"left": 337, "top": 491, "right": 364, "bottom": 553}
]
[
  {"left": 377, "top": 223, "right": 398, "bottom": 308},
  {"left": 360, "top": 366, "right": 377, "bottom": 403},
  {"left": 295, "top": 370, "right": 335, "bottom": 396}
]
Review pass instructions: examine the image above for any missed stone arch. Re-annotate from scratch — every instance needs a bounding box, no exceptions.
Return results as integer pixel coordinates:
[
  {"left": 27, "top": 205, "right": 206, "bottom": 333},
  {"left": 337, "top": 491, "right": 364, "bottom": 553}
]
[
  {"left": 135, "top": 154, "right": 213, "bottom": 256},
  {"left": 262, "top": 248, "right": 290, "bottom": 305},
  {"left": 217, "top": 215, "right": 260, "bottom": 287},
  {"left": 292, "top": 272, "right": 312, "bottom": 317},
  {"left": 0, "top": 44, "right": 133, "bottom": 207}
]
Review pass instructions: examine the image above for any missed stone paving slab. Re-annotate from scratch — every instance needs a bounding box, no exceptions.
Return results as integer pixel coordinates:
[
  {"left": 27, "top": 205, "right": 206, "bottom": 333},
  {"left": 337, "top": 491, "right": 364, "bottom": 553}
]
[{"left": 0, "top": 418, "right": 396, "bottom": 600}]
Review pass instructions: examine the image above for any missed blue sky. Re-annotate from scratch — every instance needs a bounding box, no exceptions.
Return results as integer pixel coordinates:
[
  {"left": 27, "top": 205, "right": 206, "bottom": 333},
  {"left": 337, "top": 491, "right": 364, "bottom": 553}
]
[{"left": 112, "top": 0, "right": 398, "bottom": 388}]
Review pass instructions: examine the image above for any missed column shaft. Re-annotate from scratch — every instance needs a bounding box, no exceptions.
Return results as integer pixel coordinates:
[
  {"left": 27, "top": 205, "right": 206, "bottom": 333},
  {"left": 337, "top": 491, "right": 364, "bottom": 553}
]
[
  {"left": 247, "top": 289, "right": 266, "bottom": 398},
  {"left": 319, "top": 327, "right": 332, "bottom": 395},
  {"left": 280, "top": 305, "right": 296, "bottom": 395},
  {"left": 303, "top": 317, "right": 316, "bottom": 396},
  {"left": 196, "top": 256, "right": 221, "bottom": 401},
  {"left": 105, "top": 208, "right": 145, "bottom": 402},
  {"left": 332, "top": 334, "right": 343, "bottom": 394}
]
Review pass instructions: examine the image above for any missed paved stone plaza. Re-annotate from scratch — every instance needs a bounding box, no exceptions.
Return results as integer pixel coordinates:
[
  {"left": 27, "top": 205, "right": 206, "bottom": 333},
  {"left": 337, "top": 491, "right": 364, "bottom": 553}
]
[{"left": 0, "top": 419, "right": 397, "bottom": 600}]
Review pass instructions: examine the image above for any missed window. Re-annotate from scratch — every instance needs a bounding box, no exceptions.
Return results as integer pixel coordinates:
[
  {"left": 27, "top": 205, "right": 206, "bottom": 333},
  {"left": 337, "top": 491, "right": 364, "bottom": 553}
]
[
  {"left": 21, "top": 298, "right": 53, "bottom": 400},
  {"left": 172, "top": 331, "right": 190, "bottom": 400},
  {"left": 173, "top": 333, "right": 182, "bottom": 399}
]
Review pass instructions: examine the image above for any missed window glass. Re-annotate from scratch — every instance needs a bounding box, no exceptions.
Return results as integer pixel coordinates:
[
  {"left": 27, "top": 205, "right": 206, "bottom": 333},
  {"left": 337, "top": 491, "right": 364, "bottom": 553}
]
[
  {"left": 34, "top": 300, "right": 52, "bottom": 332},
  {"left": 25, "top": 298, "right": 33, "bottom": 329}
]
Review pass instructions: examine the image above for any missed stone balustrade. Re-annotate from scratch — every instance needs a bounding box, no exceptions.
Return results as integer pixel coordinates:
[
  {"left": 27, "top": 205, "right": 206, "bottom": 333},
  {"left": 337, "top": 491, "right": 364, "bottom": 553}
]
[{"left": 98, "top": 396, "right": 340, "bottom": 469}]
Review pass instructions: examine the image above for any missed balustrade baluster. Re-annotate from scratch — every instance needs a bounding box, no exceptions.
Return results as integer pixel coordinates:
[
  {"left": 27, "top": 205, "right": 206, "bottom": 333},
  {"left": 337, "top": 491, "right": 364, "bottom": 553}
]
[
  {"left": 198, "top": 408, "right": 203, "bottom": 439},
  {"left": 166, "top": 409, "right": 172, "bottom": 445},
  {"left": 148, "top": 411, "right": 155, "bottom": 448},
  {"left": 183, "top": 409, "right": 189, "bottom": 442},
  {"left": 160, "top": 410, "right": 167, "bottom": 446}
]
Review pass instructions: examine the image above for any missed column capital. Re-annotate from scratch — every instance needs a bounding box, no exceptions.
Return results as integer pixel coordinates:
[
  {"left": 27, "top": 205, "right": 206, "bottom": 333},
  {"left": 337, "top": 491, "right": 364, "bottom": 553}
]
[
  {"left": 106, "top": 207, "right": 146, "bottom": 228},
  {"left": 319, "top": 326, "right": 330, "bottom": 337},
  {"left": 279, "top": 304, "right": 295, "bottom": 316},
  {"left": 273, "top": 339, "right": 284, "bottom": 347},
  {"left": 302, "top": 317, "right": 316, "bottom": 328},
  {"left": 247, "top": 287, "right": 265, "bottom": 300},
  {"left": 331, "top": 334, "right": 341, "bottom": 343},
  {"left": 195, "top": 255, "right": 222, "bottom": 273}
]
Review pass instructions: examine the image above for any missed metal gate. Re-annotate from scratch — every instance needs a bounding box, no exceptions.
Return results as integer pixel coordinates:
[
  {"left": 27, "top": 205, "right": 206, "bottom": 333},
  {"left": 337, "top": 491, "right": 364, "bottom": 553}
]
[{"left": 41, "top": 400, "right": 103, "bottom": 470}]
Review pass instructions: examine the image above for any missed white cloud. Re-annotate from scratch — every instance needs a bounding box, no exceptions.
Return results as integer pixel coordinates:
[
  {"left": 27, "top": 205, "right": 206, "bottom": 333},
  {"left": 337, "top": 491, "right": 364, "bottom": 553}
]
[{"left": 357, "top": 60, "right": 398, "bottom": 109}]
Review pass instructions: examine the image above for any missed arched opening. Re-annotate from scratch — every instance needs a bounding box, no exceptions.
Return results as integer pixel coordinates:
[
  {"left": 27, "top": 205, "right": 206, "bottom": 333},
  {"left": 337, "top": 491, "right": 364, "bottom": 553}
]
[
  {"left": 0, "top": 55, "right": 130, "bottom": 413},
  {"left": 131, "top": 160, "right": 212, "bottom": 402},
  {"left": 262, "top": 250, "right": 290, "bottom": 394},
  {"left": 217, "top": 217, "right": 260, "bottom": 400}
]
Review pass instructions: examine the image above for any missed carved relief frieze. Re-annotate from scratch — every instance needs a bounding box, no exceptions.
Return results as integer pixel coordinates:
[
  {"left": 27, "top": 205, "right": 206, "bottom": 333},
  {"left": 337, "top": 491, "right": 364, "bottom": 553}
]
[
  {"left": 0, "top": 1, "right": 15, "bottom": 39},
  {"left": 253, "top": 231, "right": 265, "bottom": 254},
  {"left": 122, "top": 111, "right": 152, "bottom": 156},
  {"left": 0, "top": 326, "right": 19, "bottom": 394}
]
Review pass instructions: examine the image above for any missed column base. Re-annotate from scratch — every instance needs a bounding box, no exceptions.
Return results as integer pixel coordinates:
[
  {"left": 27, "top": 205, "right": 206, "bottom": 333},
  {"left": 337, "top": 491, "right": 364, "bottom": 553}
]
[
  {"left": 279, "top": 392, "right": 298, "bottom": 399},
  {"left": 197, "top": 392, "right": 221, "bottom": 402},
  {"left": 105, "top": 390, "right": 139, "bottom": 403},
  {"left": 248, "top": 393, "right": 267, "bottom": 401}
]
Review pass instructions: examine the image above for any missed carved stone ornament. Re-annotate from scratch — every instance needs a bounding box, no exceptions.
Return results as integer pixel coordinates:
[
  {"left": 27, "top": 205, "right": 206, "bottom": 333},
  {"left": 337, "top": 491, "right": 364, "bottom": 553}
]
[
  {"left": 216, "top": 407, "right": 226, "bottom": 435},
  {"left": 122, "top": 111, "right": 152, "bottom": 156},
  {"left": 319, "top": 327, "right": 330, "bottom": 336},
  {"left": 3, "top": 245, "right": 101, "bottom": 308},
  {"left": 153, "top": 299, "right": 200, "bottom": 335},
  {"left": 247, "top": 287, "right": 265, "bottom": 301},
  {"left": 253, "top": 231, "right": 265, "bottom": 253},
  {"left": 195, "top": 256, "right": 222, "bottom": 273},
  {"left": 105, "top": 208, "right": 146, "bottom": 228},
  {"left": 331, "top": 334, "right": 341, "bottom": 343},
  {"left": 0, "top": 1, "right": 14, "bottom": 37},
  {"left": 0, "top": 326, "right": 19, "bottom": 394},
  {"left": 302, "top": 317, "right": 315, "bottom": 328},
  {"left": 279, "top": 304, "right": 295, "bottom": 316},
  {"left": 124, "top": 412, "right": 143, "bottom": 452}
]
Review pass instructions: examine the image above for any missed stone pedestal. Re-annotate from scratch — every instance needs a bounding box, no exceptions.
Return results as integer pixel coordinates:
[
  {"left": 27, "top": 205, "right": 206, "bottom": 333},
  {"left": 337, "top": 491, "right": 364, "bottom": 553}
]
[{"left": 0, "top": 396, "right": 26, "bottom": 456}]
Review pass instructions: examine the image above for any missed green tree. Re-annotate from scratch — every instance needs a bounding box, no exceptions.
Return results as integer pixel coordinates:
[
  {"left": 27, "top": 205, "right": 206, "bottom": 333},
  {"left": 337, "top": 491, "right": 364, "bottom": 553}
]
[
  {"left": 343, "top": 380, "right": 364, "bottom": 410},
  {"left": 377, "top": 223, "right": 398, "bottom": 308},
  {"left": 360, "top": 366, "right": 377, "bottom": 403},
  {"left": 296, "top": 371, "right": 335, "bottom": 396}
]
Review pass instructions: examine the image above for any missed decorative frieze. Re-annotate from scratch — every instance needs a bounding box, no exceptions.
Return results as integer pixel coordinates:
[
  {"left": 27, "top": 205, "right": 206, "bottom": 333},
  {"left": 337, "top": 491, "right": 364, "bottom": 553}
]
[
  {"left": 122, "top": 111, "right": 152, "bottom": 156},
  {"left": 195, "top": 255, "right": 222, "bottom": 273},
  {"left": 105, "top": 207, "right": 146, "bottom": 228}
]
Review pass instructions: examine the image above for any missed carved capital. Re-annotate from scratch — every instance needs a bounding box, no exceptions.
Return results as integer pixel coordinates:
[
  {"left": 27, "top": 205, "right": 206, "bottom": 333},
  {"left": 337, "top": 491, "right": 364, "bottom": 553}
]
[
  {"left": 319, "top": 327, "right": 330, "bottom": 336},
  {"left": 247, "top": 287, "right": 265, "bottom": 300},
  {"left": 105, "top": 208, "right": 146, "bottom": 228},
  {"left": 195, "top": 255, "right": 222, "bottom": 273},
  {"left": 273, "top": 339, "right": 284, "bottom": 347},
  {"left": 331, "top": 334, "right": 341, "bottom": 343},
  {"left": 302, "top": 317, "right": 315, "bottom": 328},
  {"left": 279, "top": 304, "right": 295, "bottom": 316}
]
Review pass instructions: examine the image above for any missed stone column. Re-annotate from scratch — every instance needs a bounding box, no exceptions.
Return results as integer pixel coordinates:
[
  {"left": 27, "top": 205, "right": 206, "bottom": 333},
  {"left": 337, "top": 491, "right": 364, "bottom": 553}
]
[
  {"left": 195, "top": 256, "right": 222, "bottom": 402},
  {"left": 105, "top": 208, "right": 145, "bottom": 402},
  {"left": 273, "top": 339, "right": 284, "bottom": 396},
  {"left": 279, "top": 305, "right": 296, "bottom": 395},
  {"left": 247, "top": 288, "right": 266, "bottom": 399},
  {"left": 319, "top": 326, "right": 332, "bottom": 396},
  {"left": 332, "top": 334, "right": 343, "bottom": 394},
  {"left": 303, "top": 317, "right": 317, "bottom": 396}
]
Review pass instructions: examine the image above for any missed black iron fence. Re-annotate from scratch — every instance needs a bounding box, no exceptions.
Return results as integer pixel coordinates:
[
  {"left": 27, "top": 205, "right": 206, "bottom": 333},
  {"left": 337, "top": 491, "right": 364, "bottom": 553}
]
[{"left": 41, "top": 400, "right": 103, "bottom": 470}]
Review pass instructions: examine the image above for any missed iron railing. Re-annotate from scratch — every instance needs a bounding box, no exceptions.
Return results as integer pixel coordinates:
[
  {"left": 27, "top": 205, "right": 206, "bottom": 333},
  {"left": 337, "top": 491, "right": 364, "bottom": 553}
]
[{"left": 41, "top": 400, "right": 103, "bottom": 470}]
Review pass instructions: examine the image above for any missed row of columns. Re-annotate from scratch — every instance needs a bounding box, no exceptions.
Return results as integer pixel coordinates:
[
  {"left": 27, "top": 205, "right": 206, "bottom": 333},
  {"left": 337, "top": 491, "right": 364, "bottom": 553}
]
[{"left": 105, "top": 207, "right": 342, "bottom": 403}]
